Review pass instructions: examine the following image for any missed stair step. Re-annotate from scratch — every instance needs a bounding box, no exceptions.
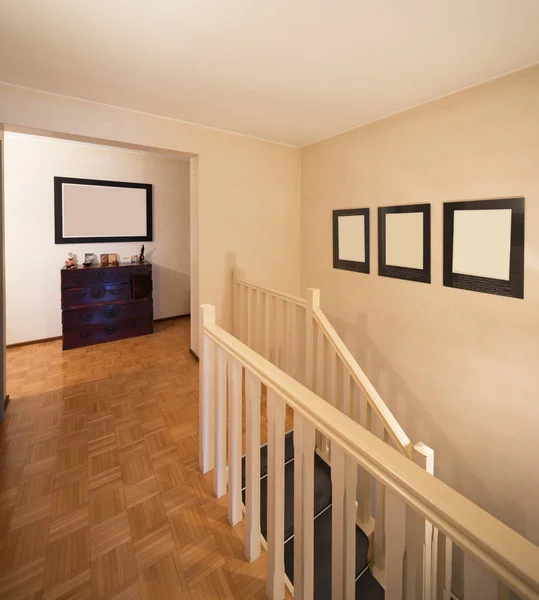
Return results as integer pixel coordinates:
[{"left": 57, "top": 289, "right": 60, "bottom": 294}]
[
  {"left": 355, "top": 570, "right": 385, "bottom": 599},
  {"left": 283, "top": 506, "right": 370, "bottom": 599},
  {"left": 241, "top": 430, "right": 295, "bottom": 490},
  {"left": 240, "top": 432, "right": 385, "bottom": 599},
  {"left": 261, "top": 453, "right": 332, "bottom": 541}
]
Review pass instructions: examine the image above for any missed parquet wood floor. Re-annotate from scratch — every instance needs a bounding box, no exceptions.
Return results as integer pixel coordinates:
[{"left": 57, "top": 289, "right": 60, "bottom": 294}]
[{"left": 1, "top": 319, "right": 293, "bottom": 600}]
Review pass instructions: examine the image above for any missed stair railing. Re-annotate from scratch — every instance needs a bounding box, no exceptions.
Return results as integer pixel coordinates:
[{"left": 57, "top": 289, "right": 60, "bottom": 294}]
[
  {"left": 233, "top": 270, "right": 444, "bottom": 598},
  {"left": 199, "top": 303, "right": 539, "bottom": 600}
]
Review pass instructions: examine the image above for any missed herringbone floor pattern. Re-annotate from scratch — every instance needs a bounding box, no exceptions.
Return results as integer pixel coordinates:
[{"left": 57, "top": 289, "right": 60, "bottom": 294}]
[{"left": 1, "top": 319, "right": 293, "bottom": 600}]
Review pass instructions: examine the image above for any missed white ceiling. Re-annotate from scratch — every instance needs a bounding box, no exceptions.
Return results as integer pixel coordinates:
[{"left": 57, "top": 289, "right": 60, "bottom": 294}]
[{"left": 1, "top": 0, "right": 538, "bottom": 146}]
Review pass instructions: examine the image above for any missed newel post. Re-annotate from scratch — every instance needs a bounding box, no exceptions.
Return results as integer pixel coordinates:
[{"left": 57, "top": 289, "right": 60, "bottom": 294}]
[
  {"left": 199, "top": 304, "right": 216, "bottom": 473},
  {"left": 305, "top": 288, "right": 320, "bottom": 390}
]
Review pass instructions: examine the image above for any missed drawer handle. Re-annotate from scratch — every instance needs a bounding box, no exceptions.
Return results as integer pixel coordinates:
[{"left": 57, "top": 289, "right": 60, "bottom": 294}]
[
  {"left": 90, "top": 286, "right": 106, "bottom": 299},
  {"left": 94, "top": 272, "right": 104, "bottom": 278},
  {"left": 103, "top": 306, "right": 117, "bottom": 317},
  {"left": 104, "top": 324, "right": 118, "bottom": 335},
  {"left": 77, "top": 314, "right": 93, "bottom": 322},
  {"left": 79, "top": 330, "right": 92, "bottom": 339}
]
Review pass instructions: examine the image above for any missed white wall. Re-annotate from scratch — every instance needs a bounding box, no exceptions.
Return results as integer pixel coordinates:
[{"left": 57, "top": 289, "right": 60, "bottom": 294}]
[{"left": 4, "top": 132, "right": 190, "bottom": 345}]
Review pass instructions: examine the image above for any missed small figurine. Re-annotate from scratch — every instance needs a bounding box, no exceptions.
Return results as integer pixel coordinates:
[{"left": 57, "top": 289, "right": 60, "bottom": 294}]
[
  {"left": 139, "top": 244, "right": 145, "bottom": 263},
  {"left": 65, "top": 252, "right": 76, "bottom": 269}
]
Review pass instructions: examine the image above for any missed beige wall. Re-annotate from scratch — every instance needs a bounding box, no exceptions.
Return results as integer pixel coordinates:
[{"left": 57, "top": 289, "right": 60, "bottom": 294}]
[
  {"left": 301, "top": 65, "right": 539, "bottom": 545},
  {"left": 0, "top": 84, "right": 302, "bottom": 353},
  {"left": 4, "top": 132, "right": 191, "bottom": 344}
]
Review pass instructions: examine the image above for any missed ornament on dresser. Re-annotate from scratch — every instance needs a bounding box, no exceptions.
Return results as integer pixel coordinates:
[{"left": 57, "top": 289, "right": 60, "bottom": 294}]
[
  {"left": 83, "top": 253, "right": 95, "bottom": 267},
  {"left": 108, "top": 253, "right": 118, "bottom": 266},
  {"left": 65, "top": 252, "right": 77, "bottom": 269},
  {"left": 139, "top": 244, "right": 145, "bottom": 263},
  {"left": 100, "top": 254, "right": 109, "bottom": 267}
]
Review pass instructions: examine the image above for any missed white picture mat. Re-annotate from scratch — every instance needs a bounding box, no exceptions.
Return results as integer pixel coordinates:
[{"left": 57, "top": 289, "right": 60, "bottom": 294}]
[
  {"left": 452, "top": 208, "right": 512, "bottom": 280},
  {"left": 385, "top": 212, "right": 423, "bottom": 269},
  {"left": 338, "top": 215, "right": 365, "bottom": 262},
  {"left": 62, "top": 184, "right": 148, "bottom": 238}
]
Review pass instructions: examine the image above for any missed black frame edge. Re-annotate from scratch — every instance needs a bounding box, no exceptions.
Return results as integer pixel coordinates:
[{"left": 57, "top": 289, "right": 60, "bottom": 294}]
[
  {"left": 443, "top": 197, "right": 525, "bottom": 299},
  {"left": 54, "top": 176, "right": 154, "bottom": 244},
  {"left": 378, "top": 203, "right": 431, "bottom": 284},
  {"left": 332, "top": 208, "right": 370, "bottom": 274}
]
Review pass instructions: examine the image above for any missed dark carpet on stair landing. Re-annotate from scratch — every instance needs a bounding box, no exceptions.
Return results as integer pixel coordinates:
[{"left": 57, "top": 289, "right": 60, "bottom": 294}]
[{"left": 241, "top": 431, "right": 385, "bottom": 599}]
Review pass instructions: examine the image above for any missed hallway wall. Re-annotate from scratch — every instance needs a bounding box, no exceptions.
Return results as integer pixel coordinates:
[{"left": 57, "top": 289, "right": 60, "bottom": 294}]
[{"left": 301, "top": 65, "right": 539, "bottom": 547}]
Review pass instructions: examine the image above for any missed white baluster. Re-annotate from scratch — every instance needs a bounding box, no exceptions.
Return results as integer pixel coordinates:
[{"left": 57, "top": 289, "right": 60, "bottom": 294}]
[
  {"left": 331, "top": 444, "right": 357, "bottom": 600},
  {"left": 227, "top": 357, "right": 242, "bottom": 525},
  {"left": 290, "top": 304, "right": 298, "bottom": 379},
  {"left": 385, "top": 487, "right": 407, "bottom": 600},
  {"left": 213, "top": 346, "right": 227, "bottom": 497},
  {"left": 357, "top": 390, "right": 372, "bottom": 531},
  {"left": 245, "top": 371, "right": 261, "bottom": 561},
  {"left": 413, "top": 443, "right": 437, "bottom": 600},
  {"left": 294, "top": 413, "right": 315, "bottom": 600},
  {"left": 315, "top": 325, "right": 328, "bottom": 453},
  {"left": 373, "top": 428, "right": 387, "bottom": 571},
  {"left": 305, "top": 289, "right": 319, "bottom": 391},
  {"left": 246, "top": 287, "right": 252, "bottom": 348},
  {"left": 266, "top": 389, "right": 286, "bottom": 600},
  {"left": 199, "top": 304, "right": 216, "bottom": 473},
  {"left": 436, "top": 533, "right": 452, "bottom": 600},
  {"left": 232, "top": 270, "right": 239, "bottom": 338},
  {"left": 329, "top": 346, "right": 338, "bottom": 407},
  {"left": 342, "top": 371, "right": 352, "bottom": 418},
  {"left": 275, "top": 297, "right": 283, "bottom": 368},
  {"left": 264, "top": 292, "right": 271, "bottom": 359}
]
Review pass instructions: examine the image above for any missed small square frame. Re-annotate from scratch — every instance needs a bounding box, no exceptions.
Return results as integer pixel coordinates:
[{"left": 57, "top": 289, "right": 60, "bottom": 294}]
[
  {"left": 443, "top": 197, "right": 524, "bottom": 299},
  {"left": 332, "top": 208, "right": 370, "bottom": 274},
  {"left": 378, "top": 203, "right": 431, "bottom": 283}
]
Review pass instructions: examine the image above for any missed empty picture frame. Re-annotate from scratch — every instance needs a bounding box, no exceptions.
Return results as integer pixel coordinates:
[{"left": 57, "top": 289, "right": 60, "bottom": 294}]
[
  {"left": 378, "top": 204, "right": 431, "bottom": 283},
  {"left": 333, "top": 208, "right": 370, "bottom": 273},
  {"left": 443, "top": 197, "right": 524, "bottom": 298},
  {"left": 54, "top": 177, "right": 153, "bottom": 244}
]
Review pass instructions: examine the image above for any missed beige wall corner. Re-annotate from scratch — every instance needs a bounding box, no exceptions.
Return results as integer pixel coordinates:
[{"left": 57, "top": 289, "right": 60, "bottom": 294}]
[{"left": 300, "top": 65, "right": 539, "bottom": 547}]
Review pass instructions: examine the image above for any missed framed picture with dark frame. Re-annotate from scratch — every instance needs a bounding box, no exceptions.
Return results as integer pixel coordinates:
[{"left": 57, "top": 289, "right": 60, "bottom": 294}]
[
  {"left": 332, "top": 208, "right": 370, "bottom": 274},
  {"left": 54, "top": 177, "right": 153, "bottom": 244},
  {"left": 443, "top": 197, "right": 524, "bottom": 299},
  {"left": 378, "top": 203, "right": 431, "bottom": 284}
]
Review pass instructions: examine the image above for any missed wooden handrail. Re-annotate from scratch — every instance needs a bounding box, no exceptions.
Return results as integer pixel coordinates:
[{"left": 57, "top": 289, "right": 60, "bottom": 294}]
[
  {"left": 235, "top": 277, "right": 306, "bottom": 308},
  {"left": 203, "top": 319, "right": 539, "bottom": 600},
  {"left": 312, "top": 305, "right": 412, "bottom": 457}
]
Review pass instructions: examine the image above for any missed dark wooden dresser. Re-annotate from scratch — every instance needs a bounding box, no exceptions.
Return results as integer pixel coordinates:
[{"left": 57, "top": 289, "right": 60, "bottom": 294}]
[{"left": 61, "top": 263, "right": 153, "bottom": 350}]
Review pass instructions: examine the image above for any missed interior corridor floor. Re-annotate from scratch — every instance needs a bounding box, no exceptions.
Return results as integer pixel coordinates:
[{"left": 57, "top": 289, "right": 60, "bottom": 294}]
[{"left": 0, "top": 318, "right": 293, "bottom": 600}]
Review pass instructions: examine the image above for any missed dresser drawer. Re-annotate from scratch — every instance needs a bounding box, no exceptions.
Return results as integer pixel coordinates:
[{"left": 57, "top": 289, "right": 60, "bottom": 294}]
[
  {"left": 62, "top": 267, "right": 130, "bottom": 290},
  {"left": 62, "top": 283, "right": 131, "bottom": 308},
  {"left": 63, "top": 317, "right": 153, "bottom": 350},
  {"left": 62, "top": 301, "right": 153, "bottom": 329}
]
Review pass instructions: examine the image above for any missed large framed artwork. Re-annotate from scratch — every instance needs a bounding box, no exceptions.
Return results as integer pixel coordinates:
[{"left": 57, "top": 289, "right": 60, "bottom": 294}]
[
  {"left": 54, "top": 177, "right": 153, "bottom": 244},
  {"left": 443, "top": 197, "right": 524, "bottom": 298},
  {"left": 332, "top": 208, "right": 370, "bottom": 274},
  {"left": 378, "top": 203, "right": 431, "bottom": 283}
]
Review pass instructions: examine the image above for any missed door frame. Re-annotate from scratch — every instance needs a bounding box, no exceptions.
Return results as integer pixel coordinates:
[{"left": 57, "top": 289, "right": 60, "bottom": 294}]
[{"left": 0, "top": 130, "right": 6, "bottom": 422}]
